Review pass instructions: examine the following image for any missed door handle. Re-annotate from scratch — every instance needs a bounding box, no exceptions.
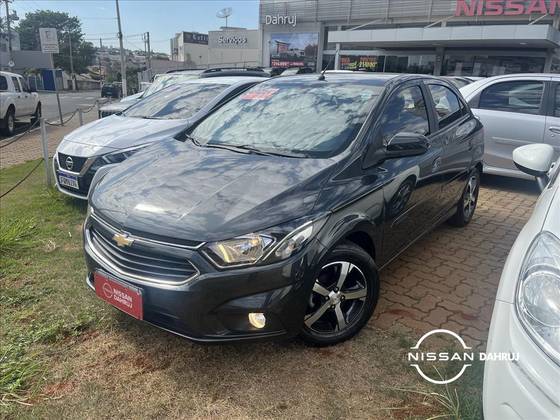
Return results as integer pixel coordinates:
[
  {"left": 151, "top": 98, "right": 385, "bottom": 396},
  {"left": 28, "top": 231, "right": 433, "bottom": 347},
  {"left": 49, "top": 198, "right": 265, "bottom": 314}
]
[{"left": 549, "top": 126, "right": 560, "bottom": 135}]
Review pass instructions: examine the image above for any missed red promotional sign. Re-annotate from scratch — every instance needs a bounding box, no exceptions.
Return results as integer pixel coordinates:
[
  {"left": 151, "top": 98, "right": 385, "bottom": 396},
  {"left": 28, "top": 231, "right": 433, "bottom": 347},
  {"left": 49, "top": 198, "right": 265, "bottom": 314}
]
[
  {"left": 94, "top": 272, "right": 143, "bottom": 319},
  {"left": 455, "top": 0, "right": 560, "bottom": 17}
]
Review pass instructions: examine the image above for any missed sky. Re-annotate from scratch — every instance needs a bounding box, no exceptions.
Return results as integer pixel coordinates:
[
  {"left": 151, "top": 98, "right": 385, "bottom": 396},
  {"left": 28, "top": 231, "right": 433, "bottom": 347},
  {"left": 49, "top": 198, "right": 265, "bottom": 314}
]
[{"left": 7, "top": 0, "right": 260, "bottom": 53}]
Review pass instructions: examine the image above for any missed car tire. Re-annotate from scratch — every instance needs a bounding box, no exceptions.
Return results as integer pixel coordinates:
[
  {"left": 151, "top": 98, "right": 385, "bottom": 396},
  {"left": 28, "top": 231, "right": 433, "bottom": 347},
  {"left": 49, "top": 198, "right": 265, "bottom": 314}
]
[
  {"left": 447, "top": 168, "right": 480, "bottom": 227},
  {"left": 299, "top": 241, "right": 379, "bottom": 346},
  {"left": 1, "top": 108, "right": 15, "bottom": 136},
  {"left": 31, "top": 103, "right": 41, "bottom": 125}
]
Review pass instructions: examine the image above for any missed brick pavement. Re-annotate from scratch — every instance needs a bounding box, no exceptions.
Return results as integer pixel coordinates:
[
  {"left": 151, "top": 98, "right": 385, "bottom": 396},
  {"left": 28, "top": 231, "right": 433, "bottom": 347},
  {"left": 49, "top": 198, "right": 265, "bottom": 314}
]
[
  {"left": 0, "top": 109, "right": 98, "bottom": 169},
  {"left": 373, "top": 176, "right": 539, "bottom": 348}
]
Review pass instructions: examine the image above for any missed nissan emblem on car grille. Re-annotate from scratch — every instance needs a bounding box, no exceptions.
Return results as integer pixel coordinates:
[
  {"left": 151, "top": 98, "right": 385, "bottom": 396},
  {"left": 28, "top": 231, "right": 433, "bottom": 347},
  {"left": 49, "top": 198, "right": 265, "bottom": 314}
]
[{"left": 65, "top": 156, "right": 74, "bottom": 171}]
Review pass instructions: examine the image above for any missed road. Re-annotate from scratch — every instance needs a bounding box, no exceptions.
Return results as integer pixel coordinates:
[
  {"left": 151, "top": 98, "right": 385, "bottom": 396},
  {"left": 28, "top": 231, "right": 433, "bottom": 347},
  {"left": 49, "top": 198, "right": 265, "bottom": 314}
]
[
  {"left": 1, "top": 90, "right": 103, "bottom": 140},
  {"left": 39, "top": 90, "right": 102, "bottom": 121}
]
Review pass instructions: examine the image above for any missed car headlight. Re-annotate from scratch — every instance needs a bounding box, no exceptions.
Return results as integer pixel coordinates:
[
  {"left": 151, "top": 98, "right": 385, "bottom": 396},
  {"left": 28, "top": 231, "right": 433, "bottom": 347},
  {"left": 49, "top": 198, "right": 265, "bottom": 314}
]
[
  {"left": 100, "top": 144, "right": 148, "bottom": 164},
  {"left": 516, "top": 231, "right": 560, "bottom": 365},
  {"left": 203, "top": 216, "right": 328, "bottom": 268}
]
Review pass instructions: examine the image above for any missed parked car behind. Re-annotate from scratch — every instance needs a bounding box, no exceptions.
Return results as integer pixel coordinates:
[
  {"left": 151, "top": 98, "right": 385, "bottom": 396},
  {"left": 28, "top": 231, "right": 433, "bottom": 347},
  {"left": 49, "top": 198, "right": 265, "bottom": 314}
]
[
  {"left": 460, "top": 73, "right": 560, "bottom": 179},
  {"left": 99, "top": 68, "right": 270, "bottom": 118},
  {"left": 0, "top": 70, "right": 41, "bottom": 136},
  {"left": 98, "top": 71, "right": 203, "bottom": 118},
  {"left": 101, "top": 83, "right": 122, "bottom": 99},
  {"left": 54, "top": 76, "right": 264, "bottom": 199},
  {"left": 484, "top": 143, "right": 560, "bottom": 420},
  {"left": 84, "top": 73, "right": 483, "bottom": 346}
]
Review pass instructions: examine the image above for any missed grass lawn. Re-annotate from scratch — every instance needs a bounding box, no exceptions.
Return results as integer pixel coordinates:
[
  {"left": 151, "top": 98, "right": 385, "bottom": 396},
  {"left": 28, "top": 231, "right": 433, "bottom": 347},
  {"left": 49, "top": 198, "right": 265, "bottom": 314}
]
[{"left": 0, "top": 160, "right": 484, "bottom": 419}]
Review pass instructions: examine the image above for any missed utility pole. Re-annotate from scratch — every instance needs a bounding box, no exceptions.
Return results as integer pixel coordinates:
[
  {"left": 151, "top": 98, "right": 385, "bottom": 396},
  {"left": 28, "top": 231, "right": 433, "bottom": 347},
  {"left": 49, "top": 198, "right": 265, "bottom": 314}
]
[
  {"left": 68, "top": 33, "right": 76, "bottom": 90},
  {"left": 144, "top": 31, "right": 152, "bottom": 79},
  {"left": 4, "top": 0, "right": 13, "bottom": 70},
  {"left": 115, "top": 0, "right": 127, "bottom": 96},
  {"left": 98, "top": 38, "right": 103, "bottom": 82}
]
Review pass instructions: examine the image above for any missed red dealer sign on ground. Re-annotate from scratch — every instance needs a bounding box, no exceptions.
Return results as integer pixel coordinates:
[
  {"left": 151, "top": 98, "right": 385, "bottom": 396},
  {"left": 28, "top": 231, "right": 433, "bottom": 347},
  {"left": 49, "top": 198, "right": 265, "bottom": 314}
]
[{"left": 455, "top": 0, "right": 560, "bottom": 16}]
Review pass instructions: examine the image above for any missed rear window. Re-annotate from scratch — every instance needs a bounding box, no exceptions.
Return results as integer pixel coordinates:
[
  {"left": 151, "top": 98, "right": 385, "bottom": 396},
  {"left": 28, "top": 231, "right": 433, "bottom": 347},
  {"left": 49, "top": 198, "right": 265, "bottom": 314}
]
[
  {"left": 124, "top": 82, "right": 227, "bottom": 120},
  {"left": 479, "top": 81, "right": 544, "bottom": 115},
  {"left": 0, "top": 76, "right": 7, "bottom": 91}
]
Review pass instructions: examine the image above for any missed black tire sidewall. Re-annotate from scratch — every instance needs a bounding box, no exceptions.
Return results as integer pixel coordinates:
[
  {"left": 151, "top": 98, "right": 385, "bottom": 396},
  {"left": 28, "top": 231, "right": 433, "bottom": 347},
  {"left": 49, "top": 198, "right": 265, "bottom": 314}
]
[
  {"left": 461, "top": 169, "right": 480, "bottom": 224},
  {"left": 5, "top": 109, "right": 15, "bottom": 135},
  {"left": 299, "top": 241, "right": 379, "bottom": 346}
]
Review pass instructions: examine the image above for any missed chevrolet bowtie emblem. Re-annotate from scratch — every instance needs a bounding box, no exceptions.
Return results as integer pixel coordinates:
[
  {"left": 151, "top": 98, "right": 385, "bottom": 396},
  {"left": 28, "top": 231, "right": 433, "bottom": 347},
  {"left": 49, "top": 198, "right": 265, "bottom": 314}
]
[{"left": 113, "top": 232, "right": 134, "bottom": 247}]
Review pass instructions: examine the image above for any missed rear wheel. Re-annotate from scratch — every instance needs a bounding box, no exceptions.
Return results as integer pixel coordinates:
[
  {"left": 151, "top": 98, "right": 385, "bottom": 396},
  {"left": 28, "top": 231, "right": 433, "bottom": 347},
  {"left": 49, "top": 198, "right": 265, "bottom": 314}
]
[
  {"left": 31, "top": 103, "right": 41, "bottom": 125},
  {"left": 2, "top": 108, "right": 15, "bottom": 136},
  {"left": 300, "top": 241, "right": 379, "bottom": 346},
  {"left": 448, "top": 168, "right": 480, "bottom": 227}
]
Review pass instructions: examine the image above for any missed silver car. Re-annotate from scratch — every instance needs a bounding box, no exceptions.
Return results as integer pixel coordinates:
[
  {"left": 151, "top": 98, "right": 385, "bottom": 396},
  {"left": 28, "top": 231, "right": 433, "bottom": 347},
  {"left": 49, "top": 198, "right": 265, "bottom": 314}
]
[
  {"left": 54, "top": 76, "right": 264, "bottom": 199},
  {"left": 460, "top": 74, "right": 560, "bottom": 179}
]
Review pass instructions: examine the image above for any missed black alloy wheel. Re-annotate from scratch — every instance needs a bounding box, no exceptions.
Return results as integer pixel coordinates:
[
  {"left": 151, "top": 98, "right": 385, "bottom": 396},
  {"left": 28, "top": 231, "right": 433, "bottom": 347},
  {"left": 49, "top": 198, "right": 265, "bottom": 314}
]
[
  {"left": 300, "top": 241, "right": 379, "bottom": 346},
  {"left": 448, "top": 168, "right": 480, "bottom": 227}
]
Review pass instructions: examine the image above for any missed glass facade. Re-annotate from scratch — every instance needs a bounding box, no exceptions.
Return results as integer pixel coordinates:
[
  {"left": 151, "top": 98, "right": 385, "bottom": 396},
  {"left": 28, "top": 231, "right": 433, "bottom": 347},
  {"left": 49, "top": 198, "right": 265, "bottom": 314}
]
[
  {"left": 442, "top": 54, "right": 546, "bottom": 76},
  {"left": 323, "top": 54, "right": 435, "bottom": 74}
]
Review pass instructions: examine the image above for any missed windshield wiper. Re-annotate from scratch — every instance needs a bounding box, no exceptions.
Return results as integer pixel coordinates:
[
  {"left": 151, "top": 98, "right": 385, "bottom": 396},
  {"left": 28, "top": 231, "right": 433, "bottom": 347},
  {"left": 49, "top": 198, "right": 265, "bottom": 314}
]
[
  {"left": 184, "top": 134, "right": 202, "bottom": 146},
  {"left": 233, "top": 145, "right": 307, "bottom": 158}
]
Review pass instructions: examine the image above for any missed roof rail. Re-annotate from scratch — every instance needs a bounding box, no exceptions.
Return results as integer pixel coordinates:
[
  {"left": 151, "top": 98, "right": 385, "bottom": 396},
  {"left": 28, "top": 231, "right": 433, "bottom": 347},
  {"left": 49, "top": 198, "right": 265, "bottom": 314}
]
[
  {"left": 202, "top": 67, "right": 265, "bottom": 73},
  {"left": 200, "top": 68, "right": 270, "bottom": 78},
  {"left": 165, "top": 68, "right": 203, "bottom": 74}
]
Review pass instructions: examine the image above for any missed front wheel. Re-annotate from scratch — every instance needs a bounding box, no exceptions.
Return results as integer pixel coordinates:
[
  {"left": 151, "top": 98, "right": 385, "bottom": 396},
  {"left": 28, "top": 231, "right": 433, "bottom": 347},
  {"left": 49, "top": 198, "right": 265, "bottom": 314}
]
[
  {"left": 448, "top": 168, "right": 480, "bottom": 227},
  {"left": 2, "top": 108, "right": 15, "bottom": 136},
  {"left": 299, "top": 241, "right": 379, "bottom": 346}
]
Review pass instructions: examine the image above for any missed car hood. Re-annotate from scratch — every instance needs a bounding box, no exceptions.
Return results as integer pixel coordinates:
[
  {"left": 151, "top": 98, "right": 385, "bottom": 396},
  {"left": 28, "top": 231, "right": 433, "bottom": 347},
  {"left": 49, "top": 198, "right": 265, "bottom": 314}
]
[
  {"left": 91, "top": 139, "right": 336, "bottom": 242},
  {"left": 59, "top": 115, "right": 189, "bottom": 155}
]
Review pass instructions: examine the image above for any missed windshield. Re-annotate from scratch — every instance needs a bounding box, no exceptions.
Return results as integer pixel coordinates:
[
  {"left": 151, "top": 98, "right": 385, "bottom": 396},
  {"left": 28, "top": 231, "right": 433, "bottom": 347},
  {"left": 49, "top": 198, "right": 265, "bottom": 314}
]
[
  {"left": 191, "top": 78, "right": 384, "bottom": 157},
  {"left": 142, "top": 73, "right": 199, "bottom": 97},
  {"left": 123, "top": 82, "right": 228, "bottom": 120}
]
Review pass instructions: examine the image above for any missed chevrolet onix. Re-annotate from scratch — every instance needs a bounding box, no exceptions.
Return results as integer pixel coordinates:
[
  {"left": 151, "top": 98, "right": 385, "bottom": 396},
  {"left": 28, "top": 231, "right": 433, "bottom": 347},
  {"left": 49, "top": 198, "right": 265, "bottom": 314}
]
[
  {"left": 85, "top": 74, "right": 483, "bottom": 345},
  {"left": 54, "top": 76, "right": 264, "bottom": 199}
]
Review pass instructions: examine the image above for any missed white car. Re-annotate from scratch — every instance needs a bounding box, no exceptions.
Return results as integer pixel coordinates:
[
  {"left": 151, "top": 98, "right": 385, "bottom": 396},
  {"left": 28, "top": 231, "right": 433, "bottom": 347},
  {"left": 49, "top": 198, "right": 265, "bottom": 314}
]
[
  {"left": 0, "top": 70, "right": 41, "bottom": 136},
  {"left": 460, "top": 74, "right": 560, "bottom": 180},
  {"left": 484, "top": 143, "right": 560, "bottom": 419}
]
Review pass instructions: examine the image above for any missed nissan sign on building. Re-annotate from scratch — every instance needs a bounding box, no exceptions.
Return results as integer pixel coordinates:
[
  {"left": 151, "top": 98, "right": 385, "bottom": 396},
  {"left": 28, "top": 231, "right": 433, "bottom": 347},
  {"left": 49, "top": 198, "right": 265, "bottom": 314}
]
[
  {"left": 208, "top": 28, "right": 261, "bottom": 67},
  {"left": 260, "top": 0, "right": 560, "bottom": 76}
]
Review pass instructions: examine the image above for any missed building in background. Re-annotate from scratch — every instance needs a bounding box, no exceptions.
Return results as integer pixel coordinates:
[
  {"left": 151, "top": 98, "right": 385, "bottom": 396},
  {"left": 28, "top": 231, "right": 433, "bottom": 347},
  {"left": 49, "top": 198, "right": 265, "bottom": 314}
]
[
  {"left": 260, "top": 0, "right": 560, "bottom": 76},
  {"left": 170, "top": 31, "right": 208, "bottom": 67},
  {"left": 208, "top": 27, "right": 261, "bottom": 68}
]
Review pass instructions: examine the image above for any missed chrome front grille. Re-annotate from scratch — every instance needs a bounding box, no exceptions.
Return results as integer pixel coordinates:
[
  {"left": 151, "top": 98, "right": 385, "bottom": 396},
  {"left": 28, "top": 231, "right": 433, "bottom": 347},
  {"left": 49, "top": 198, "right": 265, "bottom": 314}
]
[{"left": 87, "top": 216, "right": 199, "bottom": 284}]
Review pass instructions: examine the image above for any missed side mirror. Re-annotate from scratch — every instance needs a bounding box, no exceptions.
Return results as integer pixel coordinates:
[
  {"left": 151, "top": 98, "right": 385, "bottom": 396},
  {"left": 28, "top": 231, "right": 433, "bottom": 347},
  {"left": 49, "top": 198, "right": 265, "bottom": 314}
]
[
  {"left": 28, "top": 86, "right": 37, "bottom": 93},
  {"left": 386, "top": 132, "right": 429, "bottom": 158},
  {"left": 513, "top": 143, "right": 554, "bottom": 190}
]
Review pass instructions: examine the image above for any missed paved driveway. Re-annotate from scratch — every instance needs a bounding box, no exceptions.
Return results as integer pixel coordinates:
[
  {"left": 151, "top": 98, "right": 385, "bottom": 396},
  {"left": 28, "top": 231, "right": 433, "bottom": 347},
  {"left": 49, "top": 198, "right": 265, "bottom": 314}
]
[{"left": 374, "top": 175, "right": 539, "bottom": 348}]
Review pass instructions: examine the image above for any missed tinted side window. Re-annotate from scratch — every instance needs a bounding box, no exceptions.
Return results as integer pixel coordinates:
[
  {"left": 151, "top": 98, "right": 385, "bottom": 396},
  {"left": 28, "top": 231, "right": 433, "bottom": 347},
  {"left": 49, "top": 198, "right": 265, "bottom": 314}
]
[
  {"left": 378, "top": 86, "right": 430, "bottom": 144},
  {"left": 20, "top": 78, "right": 29, "bottom": 92},
  {"left": 479, "top": 81, "right": 544, "bottom": 115},
  {"left": 553, "top": 85, "right": 560, "bottom": 117},
  {"left": 11, "top": 77, "right": 21, "bottom": 92},
  {"left": 0, "top": 76, "right": 7, "bottom": 91},
  {"left": 428, "top": 84, "right": 463, "bottom": 129}
]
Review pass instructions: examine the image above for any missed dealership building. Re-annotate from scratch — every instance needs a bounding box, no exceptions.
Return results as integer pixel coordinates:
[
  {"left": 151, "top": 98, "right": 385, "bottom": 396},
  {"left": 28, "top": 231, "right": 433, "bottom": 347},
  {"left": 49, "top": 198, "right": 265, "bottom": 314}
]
[{"left": 259, "top": 0, "right": 560, "bottom": 75}]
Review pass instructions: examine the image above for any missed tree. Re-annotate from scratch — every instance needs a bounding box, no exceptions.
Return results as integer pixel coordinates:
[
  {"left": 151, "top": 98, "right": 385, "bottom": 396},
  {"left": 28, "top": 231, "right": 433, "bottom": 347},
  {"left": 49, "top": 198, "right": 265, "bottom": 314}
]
[{"left": 16, "top": 10, "right": 94, "bottom": 73}]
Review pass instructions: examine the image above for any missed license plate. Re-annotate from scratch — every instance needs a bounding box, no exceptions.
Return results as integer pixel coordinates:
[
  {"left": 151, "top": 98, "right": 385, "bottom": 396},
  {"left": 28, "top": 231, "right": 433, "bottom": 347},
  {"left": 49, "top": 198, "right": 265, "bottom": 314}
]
[
  {"left": 57, "top": 172, "right": 79, "bottom": 189},
  {"left": 94, "top": 271, "right": 143, "bottom": 319}
]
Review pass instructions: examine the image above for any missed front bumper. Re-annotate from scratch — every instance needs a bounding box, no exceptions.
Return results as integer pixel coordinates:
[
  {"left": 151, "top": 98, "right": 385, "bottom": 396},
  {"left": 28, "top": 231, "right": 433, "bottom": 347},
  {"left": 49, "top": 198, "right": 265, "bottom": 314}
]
[
  {"left": 53, "top": 154, "right": 96, "bottom": 200},
  {"left": 484, "top": 300, "right": 560, "bottom": 420},
  {"left": 83, "top": 214, "right": 325, "bottom": 343}
]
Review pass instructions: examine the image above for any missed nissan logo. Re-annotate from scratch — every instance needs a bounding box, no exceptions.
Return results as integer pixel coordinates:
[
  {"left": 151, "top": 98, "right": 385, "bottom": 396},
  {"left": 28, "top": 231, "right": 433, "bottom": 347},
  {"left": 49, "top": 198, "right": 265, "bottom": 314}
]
[{"left": 65, "top": 156, "right": 74, "bottom": 170}]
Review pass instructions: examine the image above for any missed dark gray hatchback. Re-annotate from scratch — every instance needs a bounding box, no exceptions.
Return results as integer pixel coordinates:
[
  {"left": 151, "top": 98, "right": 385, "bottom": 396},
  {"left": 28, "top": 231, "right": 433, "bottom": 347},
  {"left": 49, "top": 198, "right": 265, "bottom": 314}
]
[{"left": 84, "top": 73, "right": 483, "bottom": 346}]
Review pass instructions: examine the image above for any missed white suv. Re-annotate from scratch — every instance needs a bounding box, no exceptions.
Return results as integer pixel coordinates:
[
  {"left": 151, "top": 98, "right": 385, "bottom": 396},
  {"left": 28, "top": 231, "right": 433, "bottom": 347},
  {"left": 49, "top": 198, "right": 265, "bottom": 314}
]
[{"left": 0, "top": 70, "right": 41, "bottom": 136}]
